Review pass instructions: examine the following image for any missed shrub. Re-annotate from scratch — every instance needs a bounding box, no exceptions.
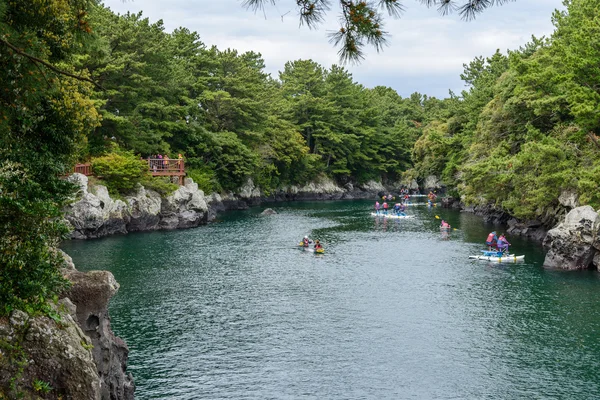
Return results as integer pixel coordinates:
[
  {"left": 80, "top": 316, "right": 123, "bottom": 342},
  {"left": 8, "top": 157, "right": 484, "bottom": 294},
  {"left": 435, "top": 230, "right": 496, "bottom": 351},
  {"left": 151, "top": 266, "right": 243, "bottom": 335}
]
[
  {"left": 187, "top": 168, "right": 219, "bottom": 194},
  {"left": 140, "top": 176, "right": 179, "bottom": 196},
  {"left": 0, "top": 162, "right": 71, "bottom": 317},
  {"left": 91, "top": 149, "right": 149, "bottom": 195}
]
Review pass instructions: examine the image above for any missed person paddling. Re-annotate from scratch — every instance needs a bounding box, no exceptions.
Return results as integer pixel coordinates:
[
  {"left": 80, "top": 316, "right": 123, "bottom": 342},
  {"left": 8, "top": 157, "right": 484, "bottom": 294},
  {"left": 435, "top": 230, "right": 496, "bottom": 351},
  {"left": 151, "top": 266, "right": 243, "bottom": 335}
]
[
  {"left": 497, "top": 233, "right": 511, "bottom": 254},
  {"left": 302, "top": 235, "right": 311, "bottom": 247},
  {"left": 382, "top": 202, "right": 389, "bottom": 215},
  {"left": 486, "top": 231, "right": 498, "bottom": 250},
  {"left": 375, "top": 201, "right": 380, "bottom": 215},
  {"left": 314, "top": 240, "right": 323, "bottom": 250}
]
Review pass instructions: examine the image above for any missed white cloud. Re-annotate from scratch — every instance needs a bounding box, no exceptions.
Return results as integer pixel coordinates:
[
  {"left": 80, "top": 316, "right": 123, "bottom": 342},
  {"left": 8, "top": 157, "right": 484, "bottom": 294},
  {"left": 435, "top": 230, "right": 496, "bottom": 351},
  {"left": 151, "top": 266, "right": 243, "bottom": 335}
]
[{"left": 100, "top": 0, "right": 565, "bottom": 97}]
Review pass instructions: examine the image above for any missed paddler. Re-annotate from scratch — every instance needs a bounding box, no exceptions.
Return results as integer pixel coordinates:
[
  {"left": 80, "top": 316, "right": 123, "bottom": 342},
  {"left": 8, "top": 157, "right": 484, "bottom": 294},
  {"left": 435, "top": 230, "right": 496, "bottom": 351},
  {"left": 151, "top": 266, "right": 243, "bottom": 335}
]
[
  {"left": 375, "top": 201, "right": 380, "bottom": 215},
  {"left": 314, "top": 240, "right": 323, "bottom": 250},
  {"left": 497, "top": 233, "right": 511, "bottom": 253},
  {"left": 302, "top": 235, "right": 311, "bottom": 247},
  {"left": 486, "top": 231, "right": 498, "bottom": 250},
  {"left": 382, "top": 201, "right": 388, "bottom": 215}
]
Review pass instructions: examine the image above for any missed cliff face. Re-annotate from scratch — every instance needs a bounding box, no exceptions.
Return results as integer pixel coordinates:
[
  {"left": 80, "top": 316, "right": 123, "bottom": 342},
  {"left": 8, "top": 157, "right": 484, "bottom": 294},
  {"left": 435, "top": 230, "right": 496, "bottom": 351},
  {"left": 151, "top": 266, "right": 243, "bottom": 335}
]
[
  {"left": 64, "top": 174, "right": 209, "bottom": 239},
  {"left": 64, "top": 175, "right": 386, "bottom": 239},
  {"left": 0, "top": 253, "right": 134, "bottom": 399},
  {"left": 543, "top": 206, "right": 600, "bottom": 270}
]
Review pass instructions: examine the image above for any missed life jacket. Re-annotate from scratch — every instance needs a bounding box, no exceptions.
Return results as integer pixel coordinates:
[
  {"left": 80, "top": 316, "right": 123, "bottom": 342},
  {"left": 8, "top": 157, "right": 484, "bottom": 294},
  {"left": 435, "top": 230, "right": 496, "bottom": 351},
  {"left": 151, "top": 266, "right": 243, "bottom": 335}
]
[{"left": 486, "top": 233, "right": 496, "bottom": 243}]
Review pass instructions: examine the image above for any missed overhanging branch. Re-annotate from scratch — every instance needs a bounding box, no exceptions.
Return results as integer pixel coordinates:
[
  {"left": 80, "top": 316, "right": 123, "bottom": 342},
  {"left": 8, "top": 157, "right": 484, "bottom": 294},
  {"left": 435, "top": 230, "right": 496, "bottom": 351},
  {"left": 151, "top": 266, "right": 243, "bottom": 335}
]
[{"left": 0, "top": 37, "right": 104, "bottom": 91}]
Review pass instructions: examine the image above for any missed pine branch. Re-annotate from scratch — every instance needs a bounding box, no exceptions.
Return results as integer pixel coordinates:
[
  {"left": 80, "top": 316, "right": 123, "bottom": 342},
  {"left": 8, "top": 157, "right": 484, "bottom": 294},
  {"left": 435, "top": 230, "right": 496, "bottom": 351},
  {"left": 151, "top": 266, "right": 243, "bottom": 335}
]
[{"left": 0, "top": 37, "right": 105, "bottom": 91}]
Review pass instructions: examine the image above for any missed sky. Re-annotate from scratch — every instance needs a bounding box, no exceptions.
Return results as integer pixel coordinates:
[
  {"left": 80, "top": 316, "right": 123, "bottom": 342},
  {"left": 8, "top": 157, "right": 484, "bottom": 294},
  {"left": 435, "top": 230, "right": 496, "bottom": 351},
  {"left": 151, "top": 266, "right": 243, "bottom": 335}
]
[{"left": 101, "top": 0, "right": 565, "bottom": 98}]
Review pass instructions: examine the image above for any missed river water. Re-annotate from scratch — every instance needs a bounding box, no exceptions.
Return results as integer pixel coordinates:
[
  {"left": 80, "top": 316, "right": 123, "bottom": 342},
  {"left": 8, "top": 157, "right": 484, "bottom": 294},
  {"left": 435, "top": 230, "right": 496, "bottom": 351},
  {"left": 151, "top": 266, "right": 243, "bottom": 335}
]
[{"left": 62, "top": 200, "right": 600, "bottom": 399}]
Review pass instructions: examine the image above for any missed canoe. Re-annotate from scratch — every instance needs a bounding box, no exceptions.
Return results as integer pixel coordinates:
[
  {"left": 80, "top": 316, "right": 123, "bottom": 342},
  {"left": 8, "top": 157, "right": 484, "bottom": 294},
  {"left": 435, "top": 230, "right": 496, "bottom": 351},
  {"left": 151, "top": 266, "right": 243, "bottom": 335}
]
[
  {"left": 468, "top": 254, "right": 525, "bottom": 262},
  {"left": 370, "top": 212, "right": 413, "bottom": 219}
]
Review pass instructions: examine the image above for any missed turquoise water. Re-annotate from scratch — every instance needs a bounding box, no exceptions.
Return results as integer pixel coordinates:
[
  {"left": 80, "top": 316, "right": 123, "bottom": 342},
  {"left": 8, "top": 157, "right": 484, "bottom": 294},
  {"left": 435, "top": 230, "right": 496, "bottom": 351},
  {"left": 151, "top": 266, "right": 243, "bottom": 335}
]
[{"left": 62, "top": 200, "right": 600, "bottom": 399}]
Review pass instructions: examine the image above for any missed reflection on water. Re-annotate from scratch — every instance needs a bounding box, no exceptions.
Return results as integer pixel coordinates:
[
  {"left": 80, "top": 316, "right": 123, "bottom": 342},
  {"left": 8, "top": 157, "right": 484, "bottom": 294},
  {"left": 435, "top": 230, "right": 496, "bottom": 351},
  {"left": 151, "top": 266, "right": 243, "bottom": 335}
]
[{"left": 62, "top": 200, "right": 600, "bottom": 399}]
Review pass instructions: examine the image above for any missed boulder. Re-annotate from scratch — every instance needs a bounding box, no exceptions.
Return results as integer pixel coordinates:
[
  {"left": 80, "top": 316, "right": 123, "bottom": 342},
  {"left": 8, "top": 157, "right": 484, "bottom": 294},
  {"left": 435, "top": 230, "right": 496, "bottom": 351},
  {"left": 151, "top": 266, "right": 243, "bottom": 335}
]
[
  {"left": 358, "top": 180, "right": 386, "bottom": 192},
  {"left": 558, "top": 189, "right": 579, "bottom": 209},
  {"left": 64, "top": 184, "right": 129, "bottom": 239},
  {"left": 125, "top": 185, "right": 162, "bottom": 232},
  {"left": 543, "top": 206, "right": 599, "bottom": 270},
  {"left": 424, "top": 175, "right": 442, "bottom": 191},
  {"left": 238, "top": 178, "right": 262, "bottom": 199},
  {"left": 261, "top": 208, "right": 277, "bottom": 216},
  {"left": 161, "top": 180, "right": 209, "bottom": 229}
]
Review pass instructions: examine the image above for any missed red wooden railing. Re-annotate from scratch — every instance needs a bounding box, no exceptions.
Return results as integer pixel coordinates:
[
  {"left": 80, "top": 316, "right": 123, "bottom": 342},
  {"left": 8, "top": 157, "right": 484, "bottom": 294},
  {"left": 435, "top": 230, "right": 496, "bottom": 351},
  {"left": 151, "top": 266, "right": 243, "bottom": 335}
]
[
  {"left": 147, "top": 158, "right": 185, "bottom": 185},
  {"left": 74, "top": 163, "right": 92, "bottom": 176},
  {"left": 72, "top": 159, "right": 186, "bottom": 185}
]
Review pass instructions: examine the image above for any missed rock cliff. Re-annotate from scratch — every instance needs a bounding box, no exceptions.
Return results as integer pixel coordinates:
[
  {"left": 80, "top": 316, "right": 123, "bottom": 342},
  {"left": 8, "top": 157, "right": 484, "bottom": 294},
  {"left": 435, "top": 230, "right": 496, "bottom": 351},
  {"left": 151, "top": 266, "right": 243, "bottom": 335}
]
[
  {"left": 543, "top": 206, "right": 600, "bottom": 270},
  {"left": 65, "top": 174, "right": 209, "bottom": 239},
  {"left": 0, "top": 253, "right": 133, "bottom": 399}
]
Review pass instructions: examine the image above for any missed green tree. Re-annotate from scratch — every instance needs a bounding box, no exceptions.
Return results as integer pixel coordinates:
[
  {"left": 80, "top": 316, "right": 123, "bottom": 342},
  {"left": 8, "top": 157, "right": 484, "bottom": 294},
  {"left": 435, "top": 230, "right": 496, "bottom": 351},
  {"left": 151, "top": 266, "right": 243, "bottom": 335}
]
[{"left": 0, "top": 0, "right": 99, "bottom": 315}]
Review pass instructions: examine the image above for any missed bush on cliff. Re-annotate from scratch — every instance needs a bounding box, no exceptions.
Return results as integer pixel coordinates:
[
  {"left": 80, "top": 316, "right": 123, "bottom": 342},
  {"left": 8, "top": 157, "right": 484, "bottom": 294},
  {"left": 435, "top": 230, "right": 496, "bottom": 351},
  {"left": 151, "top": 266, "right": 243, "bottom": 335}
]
[
  {"left": 91, "top": 147, "right": 149, "bottom": 195},
  {"left": 0, "top": 163, "right": 71, "bottom": 316}
]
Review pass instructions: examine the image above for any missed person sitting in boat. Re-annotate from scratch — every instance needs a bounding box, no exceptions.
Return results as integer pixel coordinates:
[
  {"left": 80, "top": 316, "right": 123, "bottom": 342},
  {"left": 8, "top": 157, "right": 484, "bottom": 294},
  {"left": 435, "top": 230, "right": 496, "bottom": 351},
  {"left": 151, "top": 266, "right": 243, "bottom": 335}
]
[
  {"left": 497, "top": 233, "right": 511, "bottom": 253},
  {"left": 302, "top": 235, "right": 311, "bottom": 247},
  {"left": 314, "top": 240, "right": 322, "bottom": 250},
  {"left": 486, "top": 231, "right": 498, "bottom": 250},
  {"left": 375, "top": 201, "right": 380, "bottom": 215}
]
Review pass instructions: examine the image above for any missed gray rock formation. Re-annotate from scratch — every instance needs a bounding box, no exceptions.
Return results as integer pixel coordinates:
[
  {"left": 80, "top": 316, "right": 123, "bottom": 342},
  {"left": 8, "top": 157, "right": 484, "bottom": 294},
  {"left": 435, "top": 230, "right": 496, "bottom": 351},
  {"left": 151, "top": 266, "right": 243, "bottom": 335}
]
[
  {"left": 543, "top": 206, "right": 599, "bottom": 270},
  {"left": 423, "top": 175, "right": 442, "bottom": 191},
  {"left": 0, "top": 308, "right": 102, "bottom": 399},
  {"left": 65, "top": 174, "right": 208, "bottom": 239},
  {"left": 160, "top": 180, "right": 209, "bottom": 229},
  {"left": 64, "top": 269, "right": 135, "bottom": 399},
  {"left": 261, "top": 208, "right": 277, "bottom": 215}
]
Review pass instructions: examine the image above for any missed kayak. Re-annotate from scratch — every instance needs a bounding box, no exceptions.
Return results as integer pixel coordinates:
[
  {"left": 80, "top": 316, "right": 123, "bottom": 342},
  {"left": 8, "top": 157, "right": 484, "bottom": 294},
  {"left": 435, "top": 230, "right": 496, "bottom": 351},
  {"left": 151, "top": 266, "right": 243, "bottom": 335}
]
[
  {"left": 469, "top": 253, "right": 525, "bottom": 262},
  {"left": 371, "top": 212, "right": 413, "bottom": 219},
  {"left": 298, "top": 243, "right": 325, "bottom": 254}
]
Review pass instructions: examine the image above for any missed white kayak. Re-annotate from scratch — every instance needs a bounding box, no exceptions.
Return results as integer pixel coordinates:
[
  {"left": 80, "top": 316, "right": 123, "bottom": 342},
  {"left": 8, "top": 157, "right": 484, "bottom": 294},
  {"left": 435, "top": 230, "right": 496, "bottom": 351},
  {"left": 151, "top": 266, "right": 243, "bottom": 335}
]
[
  {"left": 371, "top": 212, "right": 413, "bottom": 219},
  {"left": 469, "top": 254, "right": 525, "bottom": 262}
]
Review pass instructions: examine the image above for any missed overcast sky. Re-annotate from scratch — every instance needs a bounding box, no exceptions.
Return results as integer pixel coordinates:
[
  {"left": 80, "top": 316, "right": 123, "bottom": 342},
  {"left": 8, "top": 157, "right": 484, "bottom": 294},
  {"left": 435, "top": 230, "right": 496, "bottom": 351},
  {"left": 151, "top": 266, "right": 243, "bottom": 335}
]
[{"left": 101, "top": 0, "right": 565, "bottom": 98}]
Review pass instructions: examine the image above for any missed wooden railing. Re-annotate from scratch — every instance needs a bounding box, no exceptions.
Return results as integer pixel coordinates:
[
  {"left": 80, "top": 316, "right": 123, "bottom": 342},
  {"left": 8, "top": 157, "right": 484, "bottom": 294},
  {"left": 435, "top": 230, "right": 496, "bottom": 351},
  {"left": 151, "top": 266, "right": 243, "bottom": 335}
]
[
  {"left": 74, "top": 163, "right": 92, "bottom": 176},
  {"left": 72, "top": 159, "right": 186, "bottom": 185},
  {"left": 147, "top": 158, "right": 185, "bottom": 185}
]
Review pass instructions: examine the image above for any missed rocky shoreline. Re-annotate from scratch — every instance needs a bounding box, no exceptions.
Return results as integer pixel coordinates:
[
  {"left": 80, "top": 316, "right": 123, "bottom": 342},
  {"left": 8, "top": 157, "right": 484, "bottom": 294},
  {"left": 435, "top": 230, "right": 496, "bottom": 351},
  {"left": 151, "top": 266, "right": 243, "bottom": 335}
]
[{"left": 63, "top": 174, "right": 389, "bottom": 240}]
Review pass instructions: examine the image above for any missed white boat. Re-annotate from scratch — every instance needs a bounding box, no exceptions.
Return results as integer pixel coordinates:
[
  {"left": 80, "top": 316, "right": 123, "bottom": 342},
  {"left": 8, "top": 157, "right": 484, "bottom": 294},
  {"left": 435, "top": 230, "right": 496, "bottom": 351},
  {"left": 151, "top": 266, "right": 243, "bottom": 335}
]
[
  {"left": 370, "top": 212, "right": 413, "bottom": 219},
  {"left": 469, "top": 254, "right": 525, "bottom": 262}
]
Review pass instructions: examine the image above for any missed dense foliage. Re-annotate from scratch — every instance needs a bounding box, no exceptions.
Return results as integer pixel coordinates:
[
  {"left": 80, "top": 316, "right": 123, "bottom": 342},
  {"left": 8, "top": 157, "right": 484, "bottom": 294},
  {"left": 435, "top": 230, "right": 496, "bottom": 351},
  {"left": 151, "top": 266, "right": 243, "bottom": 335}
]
[
  {"left": 0, "top": 0, "right": 99, "bottom": 316},
  {"left": 408, "top": 0, "right": 600, "bottom": 222}
]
